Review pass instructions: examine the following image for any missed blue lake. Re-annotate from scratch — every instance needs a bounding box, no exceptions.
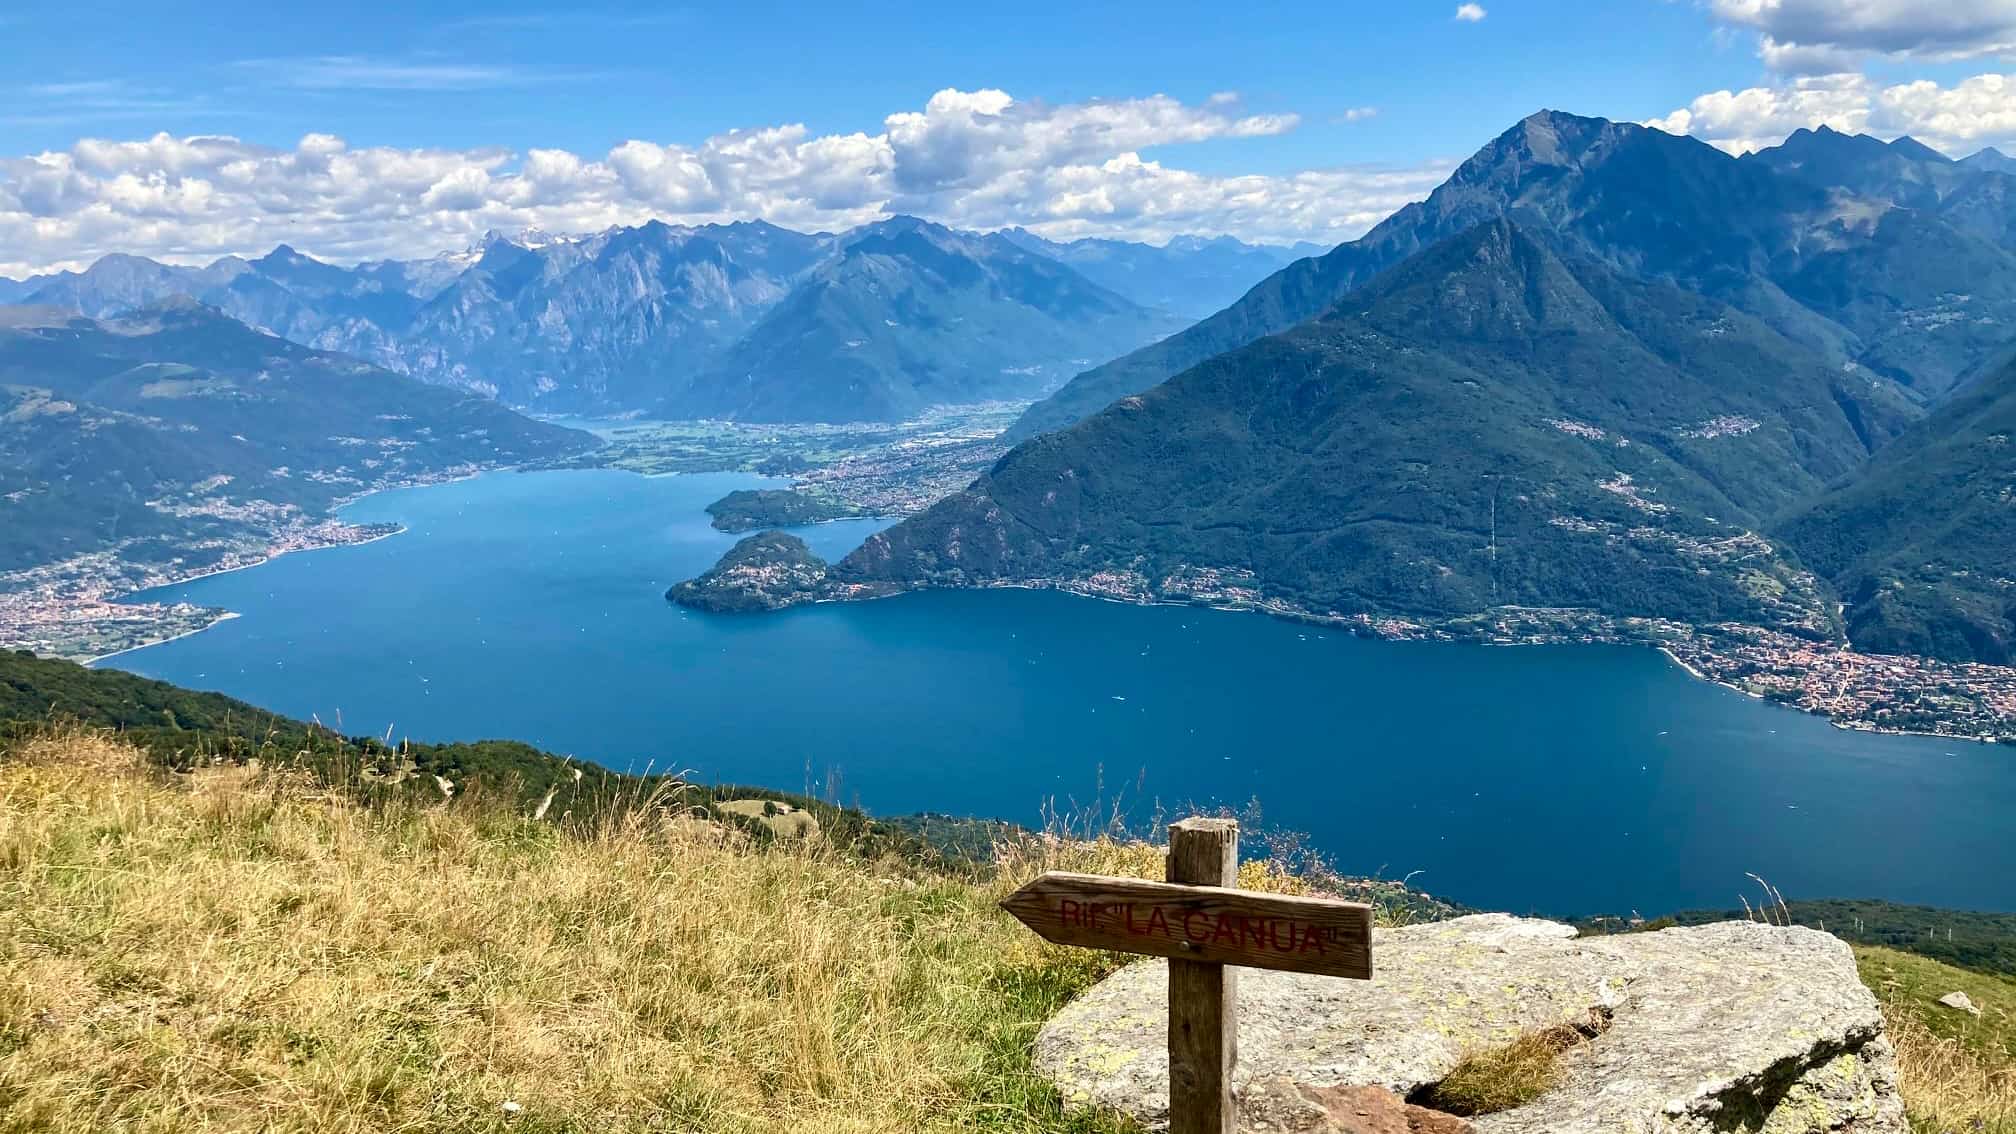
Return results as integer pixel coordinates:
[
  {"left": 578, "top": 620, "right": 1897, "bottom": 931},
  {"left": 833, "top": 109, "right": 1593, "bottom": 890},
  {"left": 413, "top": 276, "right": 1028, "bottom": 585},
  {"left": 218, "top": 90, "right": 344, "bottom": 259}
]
[{"left": 102, "top": 468, "right": 2015, "bottom": 917}]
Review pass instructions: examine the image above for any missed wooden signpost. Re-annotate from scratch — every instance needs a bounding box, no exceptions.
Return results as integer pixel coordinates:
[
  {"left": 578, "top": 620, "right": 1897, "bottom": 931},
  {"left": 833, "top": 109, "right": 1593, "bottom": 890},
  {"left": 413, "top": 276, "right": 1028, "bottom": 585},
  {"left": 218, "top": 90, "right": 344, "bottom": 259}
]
[{"left": 1000, "top": 817, "right": 1374, "bottom": 1134}]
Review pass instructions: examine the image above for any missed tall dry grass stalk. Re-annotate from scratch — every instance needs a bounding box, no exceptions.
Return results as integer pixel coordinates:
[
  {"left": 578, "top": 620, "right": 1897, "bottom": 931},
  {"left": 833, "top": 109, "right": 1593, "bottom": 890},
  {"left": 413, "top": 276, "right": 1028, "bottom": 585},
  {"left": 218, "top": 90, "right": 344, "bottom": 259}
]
[{"left": 0, "top": 728, "right": 1136, "bottom": 1133}]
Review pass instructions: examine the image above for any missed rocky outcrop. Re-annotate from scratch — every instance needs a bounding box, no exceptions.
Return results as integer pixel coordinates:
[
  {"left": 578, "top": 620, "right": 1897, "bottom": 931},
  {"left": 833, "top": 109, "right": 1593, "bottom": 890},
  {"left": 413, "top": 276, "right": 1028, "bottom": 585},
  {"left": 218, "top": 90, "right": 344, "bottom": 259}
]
[{"left": 1036, "top": 914, "right": 1906, "bottom": 1133}]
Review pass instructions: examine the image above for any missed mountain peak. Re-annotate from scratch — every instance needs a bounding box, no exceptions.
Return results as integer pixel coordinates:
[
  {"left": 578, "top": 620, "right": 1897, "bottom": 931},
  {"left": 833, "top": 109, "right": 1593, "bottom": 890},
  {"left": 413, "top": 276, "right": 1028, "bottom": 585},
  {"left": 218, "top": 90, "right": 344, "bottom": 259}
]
[
  {"left": 1328, "top": 216, "right": 1607, "bottom": 338},
  {"left": 87, "top": 252, "right": 169, "bottom": 274},
  {"left": 862, "top": 214, "right": 946, "bottom": 238},
  {"left": 1887, "top": 135, "right": 1950, "bottom": 163},
  {"left": 1465, "top": 109, "right": 1641, "bottom": 175},
  {"left": 1961, "top": 146, "right": 2016, "bottom": 175}
]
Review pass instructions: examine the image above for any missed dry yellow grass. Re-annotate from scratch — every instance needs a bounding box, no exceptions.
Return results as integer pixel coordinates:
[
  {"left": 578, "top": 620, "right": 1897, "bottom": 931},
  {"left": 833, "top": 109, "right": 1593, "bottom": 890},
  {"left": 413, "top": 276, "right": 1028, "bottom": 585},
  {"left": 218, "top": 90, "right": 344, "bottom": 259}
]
[
  {"left": 1858, "top": 945, "right": 2016, "bottom": 1133},
  {"left": 24, "top": 728, "right": 2002, "bottom": 1132},
  {"left": 0, "top": 729, "right": 1196, "bottom": 1133},
  {"left": 1411, "top": 1021, "right": 1595, "bottom": 1117},
  {"left": 1887, "top": 1013, "right": 2016, "bottom": 1133}
]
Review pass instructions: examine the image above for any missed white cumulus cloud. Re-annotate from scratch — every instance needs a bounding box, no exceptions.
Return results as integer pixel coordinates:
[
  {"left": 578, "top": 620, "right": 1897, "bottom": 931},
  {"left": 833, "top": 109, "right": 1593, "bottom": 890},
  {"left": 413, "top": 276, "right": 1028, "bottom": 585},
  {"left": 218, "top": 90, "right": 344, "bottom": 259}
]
[
  {"left": 1647, "top": 70, "right": 2016, "bottom": 155},
  {"left": 0, "top": 87, "right": 1450, "bottom": 277},
  {"left": 1708, "top": 0, "right": 2016, "bottom": 72},
  {"left": 1456, "top": 4, "right": 1489, "bottom": 22}
]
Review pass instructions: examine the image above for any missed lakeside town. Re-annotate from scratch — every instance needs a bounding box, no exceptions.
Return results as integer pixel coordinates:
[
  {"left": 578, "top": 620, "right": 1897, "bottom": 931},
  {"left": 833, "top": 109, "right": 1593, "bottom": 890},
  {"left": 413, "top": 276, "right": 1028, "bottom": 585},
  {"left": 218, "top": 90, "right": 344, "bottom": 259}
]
[
  {"left": 0, "top": 516, "right": 400, "bottom": 662},
  {"left": 1016, "top": 567, "right": 2016, "bottom": 743},
  {"left": 8, "top": 414, "right": 2016, "bottom": 744}
]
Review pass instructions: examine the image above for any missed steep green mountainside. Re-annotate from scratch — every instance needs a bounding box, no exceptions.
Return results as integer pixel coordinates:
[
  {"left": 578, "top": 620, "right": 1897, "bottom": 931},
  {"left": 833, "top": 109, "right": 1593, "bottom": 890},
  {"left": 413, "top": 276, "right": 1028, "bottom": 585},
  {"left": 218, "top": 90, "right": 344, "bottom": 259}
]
[
  {"left": 672, "top": 218, "right": 1186, "bottom": 423},
  {"left": 837, "top": 220, "right": 1916, "bottom": 631},
  {"left": 1006, "top": 110, "right": 2016, "bottom": 442},
  {"left": 0, "top": 301, "right": 595, "bottom": 570},
  {"left": 1776, "top": 353, "right": 2016, "bottom": 662}
]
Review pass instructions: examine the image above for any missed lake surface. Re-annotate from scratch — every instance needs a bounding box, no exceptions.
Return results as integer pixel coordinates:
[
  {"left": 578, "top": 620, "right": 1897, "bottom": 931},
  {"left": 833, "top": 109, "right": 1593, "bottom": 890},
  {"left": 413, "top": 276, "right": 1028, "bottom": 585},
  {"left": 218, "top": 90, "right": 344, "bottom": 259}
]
[{"left": 104, "top": 469, "right": 2015, "bottom": 917}]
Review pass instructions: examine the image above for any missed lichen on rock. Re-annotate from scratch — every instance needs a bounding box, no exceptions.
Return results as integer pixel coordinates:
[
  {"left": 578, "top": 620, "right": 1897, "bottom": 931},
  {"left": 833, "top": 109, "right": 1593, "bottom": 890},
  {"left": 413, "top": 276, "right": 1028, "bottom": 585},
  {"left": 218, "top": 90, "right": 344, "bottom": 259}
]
[{"left": 1035, "top": 914, "right": 1906, "bottom": 1133}]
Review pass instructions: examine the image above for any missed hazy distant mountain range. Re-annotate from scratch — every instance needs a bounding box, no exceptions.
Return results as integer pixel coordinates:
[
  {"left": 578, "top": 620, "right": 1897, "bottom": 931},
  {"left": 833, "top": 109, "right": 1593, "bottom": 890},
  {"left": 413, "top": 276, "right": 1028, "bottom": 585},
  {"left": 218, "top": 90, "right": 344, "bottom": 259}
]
[
  {"left": 679, "top": 218, "right": 1188, "bottom": 422},
  {"left": 833, "top": 111, "right": 2016, "bottom": 663},
  {"left": 995, "top": 228, "right": 1322, "bottom": 318},
  {"left": 0, "top": 219, "right": 1297, "bottom": 422}
]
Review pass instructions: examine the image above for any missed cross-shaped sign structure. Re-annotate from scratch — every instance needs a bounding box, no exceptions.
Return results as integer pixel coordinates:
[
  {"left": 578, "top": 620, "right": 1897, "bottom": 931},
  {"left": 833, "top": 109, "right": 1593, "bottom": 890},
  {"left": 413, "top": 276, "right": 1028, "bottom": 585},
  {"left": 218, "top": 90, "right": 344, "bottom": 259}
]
[{"left": 1001, "top": 817, "right": 1375, "bottom": 1134}]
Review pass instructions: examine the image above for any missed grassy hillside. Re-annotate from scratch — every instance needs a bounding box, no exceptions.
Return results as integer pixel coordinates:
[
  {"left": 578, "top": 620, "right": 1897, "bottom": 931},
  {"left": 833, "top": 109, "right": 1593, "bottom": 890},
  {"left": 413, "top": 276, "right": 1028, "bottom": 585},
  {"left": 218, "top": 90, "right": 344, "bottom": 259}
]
[
  {"left": 5, "top": 727, "right": 2015, "bottom": 1132},
  {"left": 0, "top": 728, "right": 1119, "bottom": 1133},
  {"left": 0, "top": 649, "right": 960, "bottom": 861},
  {"left": 8, "top": 651, "right": 2015, "bottom": 1129},
  {"left": 1857, "top": 946, "right": 2016, "bottom": 1132},
  {"left": 0, "top": 723, "right": 1412, "bottom": 1133}
]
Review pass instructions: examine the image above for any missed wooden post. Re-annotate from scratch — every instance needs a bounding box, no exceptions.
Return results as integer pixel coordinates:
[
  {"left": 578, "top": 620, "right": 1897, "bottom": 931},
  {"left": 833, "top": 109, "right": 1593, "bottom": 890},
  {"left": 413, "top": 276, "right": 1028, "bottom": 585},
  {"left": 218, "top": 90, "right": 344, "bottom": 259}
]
[
  {"left": 997, "top": 819, "right": 1370, "bottom": 1131},
  {"left": 1167, "top": 817, "right": 1239, "bottom": 1134}
]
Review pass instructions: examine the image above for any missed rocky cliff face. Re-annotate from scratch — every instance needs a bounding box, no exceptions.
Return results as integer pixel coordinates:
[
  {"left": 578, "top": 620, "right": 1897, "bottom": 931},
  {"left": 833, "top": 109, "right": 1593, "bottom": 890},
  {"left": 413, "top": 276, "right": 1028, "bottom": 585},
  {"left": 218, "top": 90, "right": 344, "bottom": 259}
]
[{"left": 1036, "top": 914, "right": 1905, "bottom": 1133}]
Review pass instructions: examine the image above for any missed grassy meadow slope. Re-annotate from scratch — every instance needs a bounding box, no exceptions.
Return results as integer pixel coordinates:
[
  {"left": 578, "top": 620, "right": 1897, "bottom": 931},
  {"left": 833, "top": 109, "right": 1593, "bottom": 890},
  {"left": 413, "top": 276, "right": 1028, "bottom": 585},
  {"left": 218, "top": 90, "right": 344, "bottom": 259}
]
[
  {"left": 1858, "top": 946, "right": 2016, "bottom": 1132},
  {"left": 3, "top": 726, "right": 2013, "bottom": 1132},
  {"left": 0, "top": 723, "right": 1387, "bottom": 1134}
]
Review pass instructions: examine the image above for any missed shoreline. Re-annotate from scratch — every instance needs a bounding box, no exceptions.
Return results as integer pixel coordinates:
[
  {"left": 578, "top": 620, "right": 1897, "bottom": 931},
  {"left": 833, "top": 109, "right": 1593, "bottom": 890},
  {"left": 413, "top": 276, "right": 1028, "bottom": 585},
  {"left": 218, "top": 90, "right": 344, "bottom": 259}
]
[
  {"left": 811, "top": 577, "right": 2014, "bottom": 745},
  {"left": 127, "top": 523, "right": 409, "bottom": 603},
  {"left": 86, "top": 524, "right": 411, "bottom": 665},
  {"left": 55, "top": 460, "right": 2016, "bottom": 746},
  {"left": 86, "top": 611, "right": 243, "bottom": 665}
]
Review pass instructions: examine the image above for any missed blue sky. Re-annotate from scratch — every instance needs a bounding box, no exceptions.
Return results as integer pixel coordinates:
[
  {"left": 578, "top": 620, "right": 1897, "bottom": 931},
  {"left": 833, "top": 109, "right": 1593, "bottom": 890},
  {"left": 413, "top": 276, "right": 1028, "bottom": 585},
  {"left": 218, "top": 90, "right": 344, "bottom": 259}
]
[
  {"left": 6, "top": 1, "right": 1786, "bottom": 166},
  {"left": 3, "top": 1, "right": 2015, "bottom": 273}
]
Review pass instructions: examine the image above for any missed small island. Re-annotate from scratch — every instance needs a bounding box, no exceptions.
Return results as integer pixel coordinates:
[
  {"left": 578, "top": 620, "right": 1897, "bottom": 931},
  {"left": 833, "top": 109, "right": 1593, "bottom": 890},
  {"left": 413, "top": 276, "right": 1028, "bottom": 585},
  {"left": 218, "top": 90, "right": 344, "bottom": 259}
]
[
  {"left": 666, "top": 531, "right": 835, "bottom": 613},
  {"left": 705, "top": 489, "right": 857, "bottom": 533}
]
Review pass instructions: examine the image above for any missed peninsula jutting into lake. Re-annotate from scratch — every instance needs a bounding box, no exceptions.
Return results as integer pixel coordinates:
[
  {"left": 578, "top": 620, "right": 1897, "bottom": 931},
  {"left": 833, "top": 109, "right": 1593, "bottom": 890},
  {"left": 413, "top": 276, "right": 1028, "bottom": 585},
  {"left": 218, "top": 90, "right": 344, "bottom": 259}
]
[{"left": 93, "top": 468, "right": 2016, "bottom": 919}]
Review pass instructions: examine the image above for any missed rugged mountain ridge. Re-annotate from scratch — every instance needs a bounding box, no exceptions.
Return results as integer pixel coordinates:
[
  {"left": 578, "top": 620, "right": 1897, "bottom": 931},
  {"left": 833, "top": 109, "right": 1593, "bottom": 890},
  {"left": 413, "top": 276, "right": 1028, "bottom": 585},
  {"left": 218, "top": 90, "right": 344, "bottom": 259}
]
[
  {"left": 827, "top": 218, "right": 1917, "bottom": 633},
  {"left": 673, "top": 218, "right": 1186, "bottom": 422},
  {"left": 400, "top": 220, "right": 831, "bottom": 407},
  {"left": 1005, "top": 109, "right": 2016, "bottom": 441},
  {"left": 7, "top": 219, "right": 1276, "bottom": 420}
]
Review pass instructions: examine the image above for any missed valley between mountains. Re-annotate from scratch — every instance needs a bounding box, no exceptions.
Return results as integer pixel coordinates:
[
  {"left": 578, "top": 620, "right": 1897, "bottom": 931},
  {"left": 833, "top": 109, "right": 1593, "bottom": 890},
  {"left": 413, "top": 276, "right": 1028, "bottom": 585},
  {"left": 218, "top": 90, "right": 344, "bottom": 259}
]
[{"left": 13, "top": 109, "right": 2016, "bottom": 740}]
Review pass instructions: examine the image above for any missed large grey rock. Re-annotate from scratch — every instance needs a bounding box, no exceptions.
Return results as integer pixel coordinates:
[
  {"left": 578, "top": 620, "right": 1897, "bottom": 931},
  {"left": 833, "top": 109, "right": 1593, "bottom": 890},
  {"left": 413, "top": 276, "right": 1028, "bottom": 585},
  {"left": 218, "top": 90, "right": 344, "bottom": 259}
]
[{"left": 1037, "top": 914, "right": 1905, "bottom": 1133}]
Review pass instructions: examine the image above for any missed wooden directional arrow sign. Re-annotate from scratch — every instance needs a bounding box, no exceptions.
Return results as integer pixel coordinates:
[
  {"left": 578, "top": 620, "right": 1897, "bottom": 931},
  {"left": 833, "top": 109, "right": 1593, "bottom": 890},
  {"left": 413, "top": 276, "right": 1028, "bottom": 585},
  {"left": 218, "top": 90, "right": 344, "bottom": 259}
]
[{"left": 999, "top": 869, "right": 1374, "bottom": 979}]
